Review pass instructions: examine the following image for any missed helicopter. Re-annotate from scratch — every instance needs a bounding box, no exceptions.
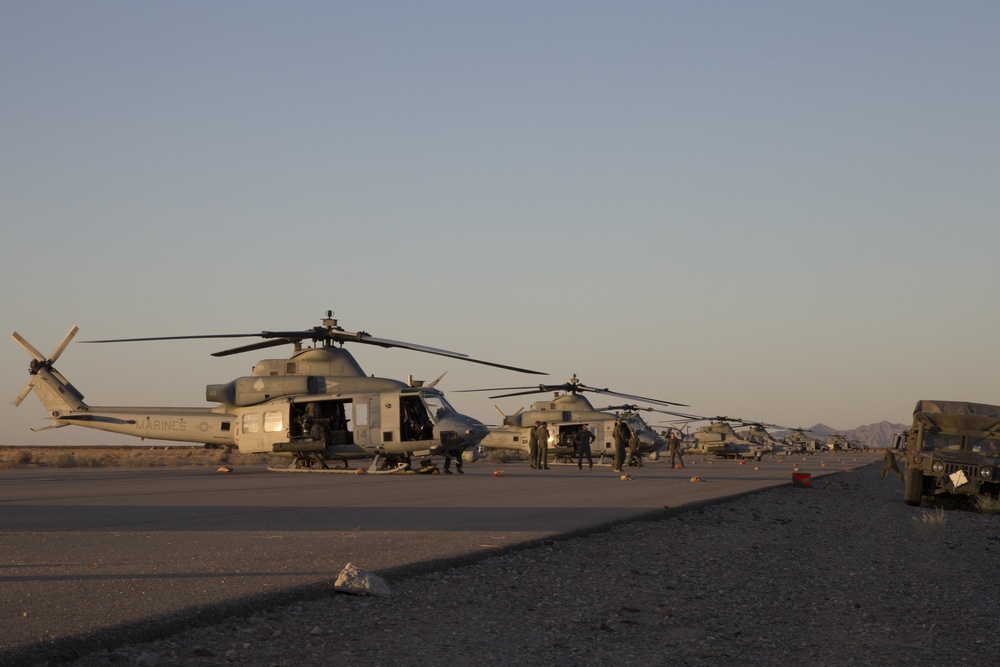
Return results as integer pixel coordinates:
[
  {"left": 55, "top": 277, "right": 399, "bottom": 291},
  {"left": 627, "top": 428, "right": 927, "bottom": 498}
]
[
  {"left": 11, "top": 311, "right": 545, "bottom": 471},
  {"left": 780, "top": 428, "right": 828, "bottom": 454},
  {"left": 457, "top": 375, "right": 687, "bottom": 465},
  {"left": 822, "top": 433, "right": 864, "bottom": 451},
  {"left": 735, "top": 421, "right": 793, "bottom": 453},
  {"left": 666, "top": 414, "right": 797, "bottom": 460}
]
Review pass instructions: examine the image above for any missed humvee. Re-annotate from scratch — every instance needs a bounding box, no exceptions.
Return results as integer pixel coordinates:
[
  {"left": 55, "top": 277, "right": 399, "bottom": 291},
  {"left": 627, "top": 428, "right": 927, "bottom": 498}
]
[{"left": 901, "top": 400, "right": 1000, "bottom": 506}]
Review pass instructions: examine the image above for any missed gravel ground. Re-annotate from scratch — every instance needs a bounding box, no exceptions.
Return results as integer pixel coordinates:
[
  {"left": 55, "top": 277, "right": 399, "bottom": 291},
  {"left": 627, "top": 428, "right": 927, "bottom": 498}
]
[{"left": 20, "top": 462, "right": 1000, "bottom": 666}]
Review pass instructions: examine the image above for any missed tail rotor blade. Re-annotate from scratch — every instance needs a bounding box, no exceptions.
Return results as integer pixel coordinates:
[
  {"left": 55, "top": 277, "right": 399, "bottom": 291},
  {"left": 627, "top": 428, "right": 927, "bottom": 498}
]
[
  {"left": 11, "top": 332, "right": 46, "bottom": 363},
  {"left": 12, "top": 380, "right": 33, "bottom": 407},
  {"left": 49, "top": 326, "right": 79, "bottom": 364}
]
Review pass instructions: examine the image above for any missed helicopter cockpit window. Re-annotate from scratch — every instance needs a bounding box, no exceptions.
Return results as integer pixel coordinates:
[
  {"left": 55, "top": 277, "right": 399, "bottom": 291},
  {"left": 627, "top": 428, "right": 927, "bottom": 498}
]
[{"left": 422, "top": 392, "right": 456, "bottom": 423}]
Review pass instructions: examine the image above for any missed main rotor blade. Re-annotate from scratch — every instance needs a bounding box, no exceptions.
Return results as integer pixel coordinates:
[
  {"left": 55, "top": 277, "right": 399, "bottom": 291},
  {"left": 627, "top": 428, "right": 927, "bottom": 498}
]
[
  {"left": 83, "top": 333, "right": 265, "bottom": 343},
  {"left": 595, "top": 405, "right": 695, "bottom": 416},
  {"left": 11, "top": 332, "right": 47, "bottom": 363},
  {"left": 485, "top": 388, "right": 557, "bottom": 399},
  {"left": 580, "top": 386, "right": 687, "bottom": 407},
  {"left": 212, "top": 339, "right": 296, "bottom": 357},
  {"left": 83, "top": 322, "right": 545, "bottom": 375}
]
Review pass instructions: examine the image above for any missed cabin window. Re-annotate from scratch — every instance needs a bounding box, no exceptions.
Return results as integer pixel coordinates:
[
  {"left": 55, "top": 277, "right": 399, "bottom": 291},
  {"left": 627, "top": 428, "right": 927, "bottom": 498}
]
[
  {"left": 242, "top": 413, "right": 259, "bottom": 434},
  {"left": 263, "top": 411, "right": 283, "bottom": 433},
  {"left": 355, "top": 401, "right": 368, "bottom": 427},
  {"left": 221, "top": 422, "right": 230, "bottom": 431}
]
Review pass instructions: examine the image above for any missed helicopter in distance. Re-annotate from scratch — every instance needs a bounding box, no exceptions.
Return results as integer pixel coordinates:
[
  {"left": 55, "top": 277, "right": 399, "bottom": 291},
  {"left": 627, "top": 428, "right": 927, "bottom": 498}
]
[
  {"left": 11, "top": 311, "right": 545, "bottom": 472},
  {"left": 823, "top": 432, "right": 864, "bottom": 451},
  {"left": 669, "top": 414, "right": 798, "bottom": 460},
  {"left": 780, "top": 428, "right": 828, "bottom": 454},
  {"left": 735, "top": 421, "right": 793, "bottom": 454},
  {"left": 457, "top": 375, "right": 688, "bottom": 465}
]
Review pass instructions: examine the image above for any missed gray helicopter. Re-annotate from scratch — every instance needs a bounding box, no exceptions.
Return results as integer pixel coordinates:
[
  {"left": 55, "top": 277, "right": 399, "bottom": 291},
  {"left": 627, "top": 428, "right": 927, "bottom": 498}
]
[
  {"left": 666, "top": 413, "right": 798, "bottom": 460},
  {"left": 11, "top": 311, "right": 545, "bottom": 471},
  {"left": 458, "top": 375, "right": 687, "bottom": 465},
  {"left": 780, "top": 428, "right": 827, "bottom": 454}
]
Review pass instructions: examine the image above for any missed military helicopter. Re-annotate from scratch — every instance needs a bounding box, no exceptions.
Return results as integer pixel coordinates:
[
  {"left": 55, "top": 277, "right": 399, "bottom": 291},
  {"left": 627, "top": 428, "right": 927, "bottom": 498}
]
[
  {"left": 735, "top": 421, "right": 793, "bottom": 454},
  {"left": 780, "top": 428, "right": 827, "bottom": 454},
  {"left": 457, "top": 375, "right": 687, "bottom": 465},
  {"left": 668, "top": 414, "right": 796, "bottom": 460},
  {"left": 823, "top": 433, "right": 864, "bottom": 451},
  {"left": 11, "top": 311, "right": 545, "bottom": 471}
]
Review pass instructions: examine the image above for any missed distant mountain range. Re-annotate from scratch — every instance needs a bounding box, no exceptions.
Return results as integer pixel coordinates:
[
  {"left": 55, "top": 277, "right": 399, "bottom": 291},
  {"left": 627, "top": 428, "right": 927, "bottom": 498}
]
[{"left": 794, "top": 421, "right": 908, "bottom": 450}]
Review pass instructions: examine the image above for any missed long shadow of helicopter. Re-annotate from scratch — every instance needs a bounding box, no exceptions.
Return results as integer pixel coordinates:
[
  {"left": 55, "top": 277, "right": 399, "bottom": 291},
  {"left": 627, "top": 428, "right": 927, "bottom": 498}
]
[
  {"left": 11, "top": 311, "right": 545, "bottom": 472},
  {"left": 457, "top": 375, "right": 688, "bottom": 466}
]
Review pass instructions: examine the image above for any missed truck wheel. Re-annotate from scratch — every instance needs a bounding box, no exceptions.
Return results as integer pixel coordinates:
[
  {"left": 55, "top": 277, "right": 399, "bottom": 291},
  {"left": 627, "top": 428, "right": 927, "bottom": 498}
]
[{"left": 904, "top": 467, "right": 924, "bottom": 506}]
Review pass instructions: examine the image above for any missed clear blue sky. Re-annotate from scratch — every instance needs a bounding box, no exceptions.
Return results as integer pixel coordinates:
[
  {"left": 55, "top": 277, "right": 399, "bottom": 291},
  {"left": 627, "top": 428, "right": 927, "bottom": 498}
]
[{"left": 3, "top": 1, "right": 998, "bottom": 445}]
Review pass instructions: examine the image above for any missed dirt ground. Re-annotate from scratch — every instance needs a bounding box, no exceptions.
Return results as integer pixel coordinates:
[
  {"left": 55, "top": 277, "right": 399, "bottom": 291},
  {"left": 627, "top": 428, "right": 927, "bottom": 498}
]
[{"left": 0, "top": 445, "right": 268, "bottom": 470}]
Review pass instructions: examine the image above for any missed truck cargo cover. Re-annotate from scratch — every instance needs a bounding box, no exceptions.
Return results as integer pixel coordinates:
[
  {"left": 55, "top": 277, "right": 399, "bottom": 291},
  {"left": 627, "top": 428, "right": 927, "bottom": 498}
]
[{"left": 912, "top": 400, "right": 1000, "bottom": 433}]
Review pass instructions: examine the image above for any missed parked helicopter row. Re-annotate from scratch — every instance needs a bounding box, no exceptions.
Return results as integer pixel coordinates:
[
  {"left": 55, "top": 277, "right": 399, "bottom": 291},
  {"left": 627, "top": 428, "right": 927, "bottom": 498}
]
[
  {"left": 11, "top": 311, "right": 857, "bottom": 471},
  {"left": 660, "top": 418, "right": 864, "bottom": 460}
]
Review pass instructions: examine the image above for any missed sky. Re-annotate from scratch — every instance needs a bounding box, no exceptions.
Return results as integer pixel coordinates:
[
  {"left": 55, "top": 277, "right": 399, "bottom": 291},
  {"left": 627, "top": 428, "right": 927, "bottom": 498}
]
[{"left": 2, "top": 1, "right": 999, "bottom": 445}]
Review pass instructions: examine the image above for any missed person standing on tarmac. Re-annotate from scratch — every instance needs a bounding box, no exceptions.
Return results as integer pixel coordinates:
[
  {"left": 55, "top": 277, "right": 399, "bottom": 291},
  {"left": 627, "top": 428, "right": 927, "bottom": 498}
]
[
  {"left": 612, "top": 418, "right": 630, "bottom": 472},
  {"left": 668, "top": 430, "right": 684, "bottom": 468},
  {"left": 575, "top": 424, "right": 595, "bottom": 470},
  {"left": 528, "top": 421, "right": 540, "bottom": 469},
  {"left": 537, "top": 421, "right": 551, "bottom": 469},
  {"left": 628, "top": 429, "right": 643, "bottom": 468}
]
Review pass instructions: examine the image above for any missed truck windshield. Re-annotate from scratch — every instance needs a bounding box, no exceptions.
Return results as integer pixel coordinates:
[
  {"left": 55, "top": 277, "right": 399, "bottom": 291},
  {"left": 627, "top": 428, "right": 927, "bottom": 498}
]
[
  {"left": 968, "top": 436, "right": 1000, "bottom": 457},
  {"left": 922, "top": 433, "right": 962, "bottom": 451}
]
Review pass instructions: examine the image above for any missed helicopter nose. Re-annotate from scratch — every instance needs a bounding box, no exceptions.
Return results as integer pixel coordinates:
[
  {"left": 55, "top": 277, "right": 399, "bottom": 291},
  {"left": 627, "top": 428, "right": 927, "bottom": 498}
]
[
  {"left": 438, "top": 416, "right": 489, "bottom": 448},
  {"left": 466, "top": 423, "right": 489, "bottom": 443}
]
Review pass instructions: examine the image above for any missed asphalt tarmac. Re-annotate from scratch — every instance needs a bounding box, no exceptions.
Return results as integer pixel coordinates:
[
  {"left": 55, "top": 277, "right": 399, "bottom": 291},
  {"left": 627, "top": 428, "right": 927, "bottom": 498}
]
[{"left": 0, "top": 452, "right": 879, "bottom": 663}]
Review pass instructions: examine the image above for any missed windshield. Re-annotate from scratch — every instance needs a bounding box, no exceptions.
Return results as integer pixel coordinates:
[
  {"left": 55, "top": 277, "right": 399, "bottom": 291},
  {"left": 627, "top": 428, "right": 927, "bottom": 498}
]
[
  {"left": 922, "top": 433, "right": 962, "bottom": 451},
  {"left": 625, "top": 415, "right": 649, "bottom": 431},
  {"left": 967, "top": 435, "right": 1000, "bottom": 457},
  {"left": 921, "top": 432, "right": 1000, "bottom": 456},
  {"left": 422, "top": 391, "right": 456, "bottom": 423}
]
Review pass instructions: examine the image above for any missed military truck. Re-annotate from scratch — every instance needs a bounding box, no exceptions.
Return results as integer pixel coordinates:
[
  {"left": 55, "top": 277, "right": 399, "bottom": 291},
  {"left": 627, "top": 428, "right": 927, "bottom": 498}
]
[{"left": 901, "top": 400, "right": 1000, "bottom": 506}]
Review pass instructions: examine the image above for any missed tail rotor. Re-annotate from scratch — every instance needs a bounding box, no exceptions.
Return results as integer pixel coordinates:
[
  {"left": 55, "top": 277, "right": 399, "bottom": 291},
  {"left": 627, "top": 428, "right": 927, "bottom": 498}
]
[{"left": 11, "top": 326, "right": 79, "bottom": 407}]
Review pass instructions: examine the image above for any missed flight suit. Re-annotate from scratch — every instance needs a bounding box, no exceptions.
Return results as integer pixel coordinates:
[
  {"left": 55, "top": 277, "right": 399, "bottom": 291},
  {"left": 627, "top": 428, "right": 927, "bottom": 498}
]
[
  {"left": 575, "top": 428, "right": 595, "bottom": 469},
  {"left": 527, "top": 424, "right": 539, "bottom": 469},
  {"left": 628, "top": 432, "right": 642, "bottom": 467},
  {"left": 612, "top": 421, "right": 629, "bottom": 472},
  {"left": 537, "top": 425, "right": 550, "bottom": 469},
  {"left": 669, "top": 433, "right": 684, "bottom": 468}
]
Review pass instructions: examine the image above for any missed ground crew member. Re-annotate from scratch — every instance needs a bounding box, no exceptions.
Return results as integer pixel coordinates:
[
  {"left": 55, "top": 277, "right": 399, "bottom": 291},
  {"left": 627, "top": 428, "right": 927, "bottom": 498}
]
[
  {"left": 537, "top": 422, "right": 551, "bottom": 469},
  {"left": 443, "top": 450, "right": 464, "bottom": 474},
  {"left": 881, "top": 448, "right": 902, "bottom": 480},
  {"left": 612, "top": 419, "right": 630, "bottom": 472},
  {"left": 528, "top": 421, "right": 540, "bottom": 469},
  {"left": 575, "top": 424, "right": 595, "bottom": 470},
  {"left": 628, "top": 430, "right": 643, "bottom": 468},
  {"left": 668, "top": 430, "right": 684, "bottom": 468}
]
